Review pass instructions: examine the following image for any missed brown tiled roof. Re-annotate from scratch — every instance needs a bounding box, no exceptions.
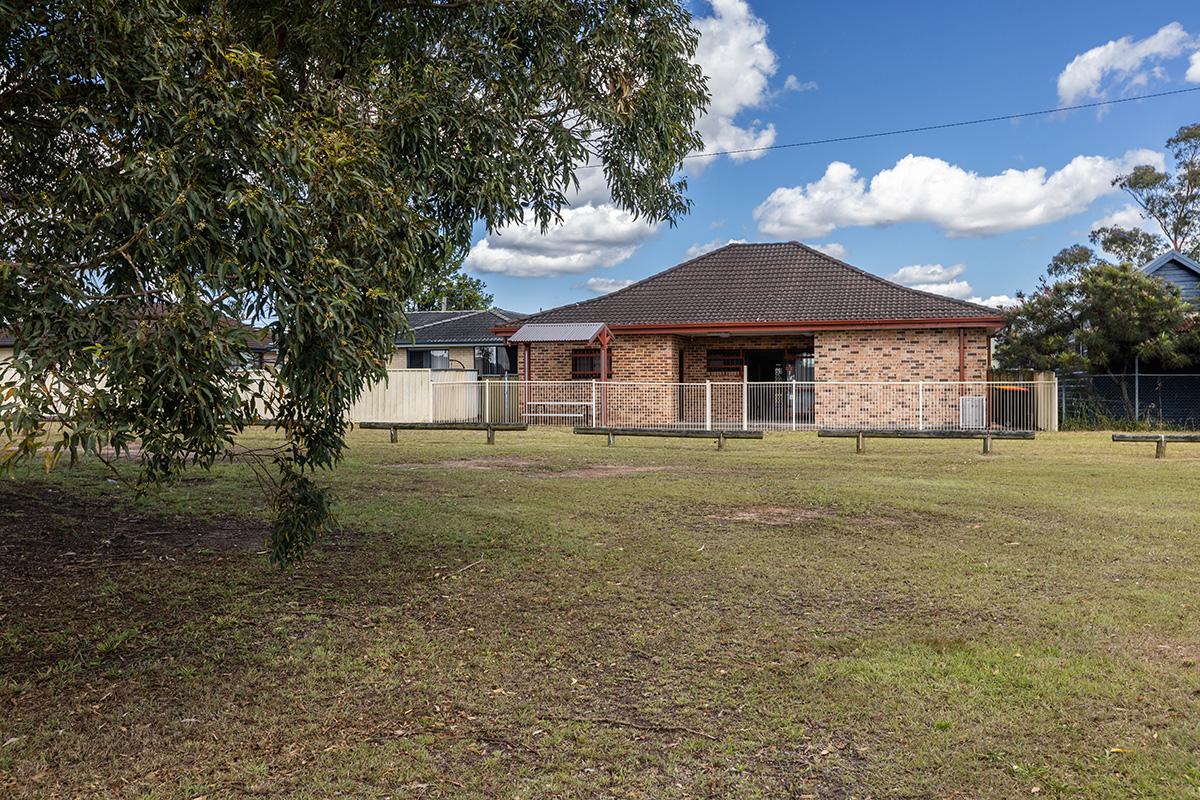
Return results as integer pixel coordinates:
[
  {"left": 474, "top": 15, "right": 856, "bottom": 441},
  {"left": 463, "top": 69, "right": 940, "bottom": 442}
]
[{"left": 514, "top": 242, "right": 1002, "bottom": 327}]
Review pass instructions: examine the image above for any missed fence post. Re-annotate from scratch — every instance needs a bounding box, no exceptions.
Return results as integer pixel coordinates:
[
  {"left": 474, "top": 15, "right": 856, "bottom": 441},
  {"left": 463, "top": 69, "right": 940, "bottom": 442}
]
[
  {"left": 918, "top": 382, "right": 924, "bottom": 431},
  {"left": 1050, "top": 375, "right": 1059, "bottom": 432},
  {"left": 427, "top": 376, "right": 434, "bottom": 423},
  {"left": 591, "top": 379, "right": 597, "bottom": 427},
  {"left": 705, "top": 381, "right": 712, "bottom": 431},
  {"left": 483, "top": 381, "right": 490, "bottom": 425},
  {"left": 741, "top": 366, "right": 748, "bottom": 431},
  {"left": 1134, "top": 357, "right": 1140, "bottom": 421},
  {"left": 1059, "top": 377, "right": 1066, "bottom": 429},
  {"left": 791, "top": 379, "right": 797, "bottom": 431}
]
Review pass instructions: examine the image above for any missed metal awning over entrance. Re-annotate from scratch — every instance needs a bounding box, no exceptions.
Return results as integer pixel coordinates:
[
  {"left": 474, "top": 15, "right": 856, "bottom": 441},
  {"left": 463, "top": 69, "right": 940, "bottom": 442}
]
[{"left": 507, "top": 322, "right": 611, "bottom": 344}]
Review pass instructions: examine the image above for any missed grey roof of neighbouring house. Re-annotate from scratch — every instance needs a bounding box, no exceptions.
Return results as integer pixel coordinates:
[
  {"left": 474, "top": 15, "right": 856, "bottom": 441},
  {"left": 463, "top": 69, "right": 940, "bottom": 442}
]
[
  {"left": 512, "top": 242, "right": 1003, "bottom": 327},
  {"left": 508, "top": 322, "right": 609, "bottom": 343},
  {"left": 397, "top": 308, "right": 525, "bottom": 346}
]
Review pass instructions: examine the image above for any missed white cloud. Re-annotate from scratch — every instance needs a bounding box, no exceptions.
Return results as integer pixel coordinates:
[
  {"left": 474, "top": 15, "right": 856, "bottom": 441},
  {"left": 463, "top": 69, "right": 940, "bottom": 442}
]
[
  {"left": 691, "top": 0, "right": 778, "bottom": 163},
  {"left": 463, "top": 0, "right": 786, "bottom": 279},
  {"left": 464, "top": 205, "right": 658, "bottom": 277},
  {"left": 971, "top": 295, "right": 1016, "bottom": 308},
  {"left": 684, "top": 237, "right": 746, "bottom": 259},
  {"left": 888, "top": 264, "right": 972, "bottom": 299},
  {"left": 889, "top": 263, "right": 1014, "bottom": 308},
  {"left": 810, "top": 242, "right": 848, "bottom": 260},
  {"left": 890, "top": 263, "right": 965, "bottom": 285},
  {"left": 1188, "top": 51, "right": 1200, "bottom": 82},
  {"left": 753, "top": 149, "right": 1164, "bottom": 239},
  {"left": 1091, "top": 203, "right": 1160, "bottom": 235},
  {"left": 783, "top": 75, "right": 818, "bottom": 92},
  {"left": 1057, "top": 23, "right": 1195, "bottom": 104},
  {"left": 585, "top": 277, "right": 635, "bottom": 294}
]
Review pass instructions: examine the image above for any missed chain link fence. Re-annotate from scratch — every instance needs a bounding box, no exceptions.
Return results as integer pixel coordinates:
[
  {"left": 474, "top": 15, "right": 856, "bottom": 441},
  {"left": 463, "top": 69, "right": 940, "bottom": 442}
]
[{"left": 1058, "top": 374, "right": 1200, "bottom": 430}]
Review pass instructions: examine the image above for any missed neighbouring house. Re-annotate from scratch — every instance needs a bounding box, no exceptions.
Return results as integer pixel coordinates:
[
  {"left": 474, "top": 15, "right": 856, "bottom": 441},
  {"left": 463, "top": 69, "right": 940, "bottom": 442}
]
[
  {"left": 494, "top": 242, "right": 1011, "bottom": 429},
  {"left": 1141, "top": 250, "right": 1200, "bottom": 304},
  {"left": 394, "top": 309, "right": 523, "bottom": 376},
  {"left": 0, "top": 308, "right": 525, "bottom": 380}
]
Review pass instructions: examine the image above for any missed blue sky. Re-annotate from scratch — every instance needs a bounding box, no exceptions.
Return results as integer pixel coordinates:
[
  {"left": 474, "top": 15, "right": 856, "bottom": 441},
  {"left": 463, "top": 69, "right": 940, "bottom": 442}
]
[{"left": 465, "top": 0, "right": 1200, "bottom": 314}]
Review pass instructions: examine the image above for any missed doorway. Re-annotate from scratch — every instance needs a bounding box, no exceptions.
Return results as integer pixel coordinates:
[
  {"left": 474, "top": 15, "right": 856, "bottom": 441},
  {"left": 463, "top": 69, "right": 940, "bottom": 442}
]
[{"left": 745, "top": 349, "right": 787, "bottom": 382}]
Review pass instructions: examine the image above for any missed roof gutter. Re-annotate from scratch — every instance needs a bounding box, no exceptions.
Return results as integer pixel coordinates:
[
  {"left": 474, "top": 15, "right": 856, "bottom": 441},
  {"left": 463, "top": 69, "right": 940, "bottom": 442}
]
[{"left": 493, "top": 317, "right": 1005, "bottom": 338}]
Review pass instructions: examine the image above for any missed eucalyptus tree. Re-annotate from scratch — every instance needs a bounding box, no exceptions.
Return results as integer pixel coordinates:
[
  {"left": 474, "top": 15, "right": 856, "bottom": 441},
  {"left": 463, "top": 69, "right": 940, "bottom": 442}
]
[{"left": 0, "top": 0, "right": 708, "bottom": 564}]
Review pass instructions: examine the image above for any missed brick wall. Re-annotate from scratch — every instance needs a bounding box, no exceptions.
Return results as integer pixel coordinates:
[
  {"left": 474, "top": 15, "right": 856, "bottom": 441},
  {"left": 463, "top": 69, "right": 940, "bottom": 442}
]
[
  {"left": 814, "top": 328, "right": 991, "bottom": 428},
  {"left": 516, "top": 335, "right": 684, "bottom": 426},
  {"left": 814, "top": 328, "right": 988, "bottom": 382},
  {"left": 514, "top": 327, "right": 992, "bottom": 429}
]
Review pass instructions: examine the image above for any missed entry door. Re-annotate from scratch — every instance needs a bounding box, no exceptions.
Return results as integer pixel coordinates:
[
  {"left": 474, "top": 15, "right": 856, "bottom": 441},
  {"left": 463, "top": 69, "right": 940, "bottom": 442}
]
[{"left": 745, "top": 350, "right": 787, "bottom": 422}]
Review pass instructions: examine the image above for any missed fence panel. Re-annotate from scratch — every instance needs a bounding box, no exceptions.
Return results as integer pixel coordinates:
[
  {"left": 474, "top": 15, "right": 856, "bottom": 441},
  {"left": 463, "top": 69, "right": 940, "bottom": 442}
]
[
  {"left": 419, "top": 380, "right": 1058, "bottom": 432},
  {"left": 347, "top": 369, "right": 432, "bottom": 423},
  {"left": 521, "top": 381, "right": 595, "bottom": 427},
  {"left": 1059, "top": 374, "right": 1200, "bottom": 429}
]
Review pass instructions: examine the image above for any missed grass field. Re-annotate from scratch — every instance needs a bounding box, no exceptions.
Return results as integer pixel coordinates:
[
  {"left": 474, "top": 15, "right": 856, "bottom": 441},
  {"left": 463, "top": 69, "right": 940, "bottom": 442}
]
[{"left": 2, "top": 429, "right": 1199, "bottom": 798}]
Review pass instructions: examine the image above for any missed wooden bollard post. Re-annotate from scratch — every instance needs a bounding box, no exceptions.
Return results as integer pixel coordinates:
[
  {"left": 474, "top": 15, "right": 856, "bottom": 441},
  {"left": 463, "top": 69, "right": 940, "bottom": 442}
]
[
  {"left": 389, "top": 427, "right": 398, "bottom": 444},
  {"left": 606, "top": 431, "right": 615, "bottom": 447},
  {"left": 486, "top": 425, "right": 495, "bottom": 445},
  {"left": 1156, "top": 435, "right": 1166, "bottom": 459},
  {"left": 855, "top": 431, "right": 865, "bottom": 454},
  {"left": 717, "top": 431, "right": 726, "bottom": 451},
  {"left": 982, "top": 433, "right": 992, "bottom": 455}
]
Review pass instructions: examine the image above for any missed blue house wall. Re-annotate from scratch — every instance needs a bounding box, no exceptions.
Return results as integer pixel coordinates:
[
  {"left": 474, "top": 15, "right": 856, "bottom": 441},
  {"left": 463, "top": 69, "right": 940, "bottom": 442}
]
[{"left": 1141, "top": 251, "right": 1200, "bottom": 304}]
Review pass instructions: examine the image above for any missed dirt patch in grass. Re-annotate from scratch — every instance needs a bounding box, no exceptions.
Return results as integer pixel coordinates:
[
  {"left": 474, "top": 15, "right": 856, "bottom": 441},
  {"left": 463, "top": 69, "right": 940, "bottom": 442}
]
[
  {"left": 385, "top": 458, "right": 666, "bottom": 479},
  {"left": 385, "top": 456, "right": 546, "bottom": 471},
  {"left": 0, "top": 481, "right": 269, "bottom": 557},
  {"left": 542, "top": 464, "right": 666, "bottom": 479},
  {"left": 703, "top": 504, "right": 903, "bottom": 527},
  {"left": 705, "top": 505, "right": 836, "bottom": 525}
]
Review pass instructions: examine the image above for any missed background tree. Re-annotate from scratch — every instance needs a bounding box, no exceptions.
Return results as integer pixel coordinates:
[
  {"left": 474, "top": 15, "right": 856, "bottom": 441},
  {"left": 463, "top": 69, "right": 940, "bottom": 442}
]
[
  {"left": 404, "top": 244, "right": 495, "bottom": 311},
  {"left": 1091, "top": 122, "right": 1200, "bottom": 263},
  {"left": 997, "top": 121, "right": 1200, "bottom": 399},
  {"left": 0, "top": 0, "right": 708, "bottom": 564},
  {"left": 994, "top": 248, "right": 1198, "bottom": 418}
]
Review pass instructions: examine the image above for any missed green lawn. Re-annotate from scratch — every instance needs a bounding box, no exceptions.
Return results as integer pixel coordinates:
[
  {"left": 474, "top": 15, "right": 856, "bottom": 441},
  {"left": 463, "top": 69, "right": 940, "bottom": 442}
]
[{"left": 2, "top": 430, "right": 1199, "bottom": 798}]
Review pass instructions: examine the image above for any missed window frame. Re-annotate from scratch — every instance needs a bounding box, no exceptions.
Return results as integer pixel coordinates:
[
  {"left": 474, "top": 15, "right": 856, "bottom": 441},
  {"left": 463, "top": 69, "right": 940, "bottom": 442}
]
[
  {"left": 570, "top": 347, "right": 612, "bottom": 380},
  {"left": 706, "top": 348, "right": 745, "bottom": 373}
]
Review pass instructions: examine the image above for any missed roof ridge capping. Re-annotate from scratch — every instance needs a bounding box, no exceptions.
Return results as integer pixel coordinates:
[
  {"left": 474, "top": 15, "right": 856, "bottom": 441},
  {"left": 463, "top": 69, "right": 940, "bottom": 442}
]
[
  {"left": 785, "top": 241, "right": 1005, "bottom": 316},
  {"left": 406, "top": 309, "right": 486, "bottom": 331}
]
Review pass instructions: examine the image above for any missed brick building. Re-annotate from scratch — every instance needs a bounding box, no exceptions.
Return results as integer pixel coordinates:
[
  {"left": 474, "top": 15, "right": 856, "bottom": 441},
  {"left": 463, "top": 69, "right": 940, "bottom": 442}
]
[{"left": 494, "top": 242, "right": 1007, "bottom": 428}]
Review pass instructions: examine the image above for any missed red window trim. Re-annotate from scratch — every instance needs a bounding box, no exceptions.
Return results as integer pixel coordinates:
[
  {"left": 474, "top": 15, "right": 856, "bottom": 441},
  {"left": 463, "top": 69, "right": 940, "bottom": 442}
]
[
  {"left": 706, "top": 348, "right": 744, "bottom": 372},
  {"left": 570, "top": 348, "right": 612, "bottom": 380}
]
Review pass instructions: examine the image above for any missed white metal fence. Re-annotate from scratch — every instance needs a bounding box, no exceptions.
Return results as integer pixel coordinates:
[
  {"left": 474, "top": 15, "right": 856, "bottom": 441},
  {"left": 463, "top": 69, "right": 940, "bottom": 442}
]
[
  {"left": 0, "top": 359, "right": 1057, "bottom": 433},
  {"left": 375, "top": 376, "right": 1058, "bottom": 432}
]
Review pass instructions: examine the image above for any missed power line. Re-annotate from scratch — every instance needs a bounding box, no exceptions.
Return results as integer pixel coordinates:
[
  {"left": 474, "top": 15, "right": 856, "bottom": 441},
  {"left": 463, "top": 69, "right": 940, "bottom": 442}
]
[{"left": 582, "top": 85, "right": 1200, "bottom": 168}]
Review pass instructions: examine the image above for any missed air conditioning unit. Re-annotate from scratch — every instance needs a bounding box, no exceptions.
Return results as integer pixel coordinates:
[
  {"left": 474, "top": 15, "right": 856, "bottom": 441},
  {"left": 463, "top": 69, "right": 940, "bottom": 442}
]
[{"left": 959, "top": 395, "right": 986, "bottom": 429}]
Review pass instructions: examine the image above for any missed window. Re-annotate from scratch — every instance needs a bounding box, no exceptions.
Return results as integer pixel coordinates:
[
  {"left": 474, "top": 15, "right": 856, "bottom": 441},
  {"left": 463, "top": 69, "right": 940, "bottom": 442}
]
[
  {"left": 474, "top": 345, "right": 515, "bottom": 376},
  {"left": 571, "top": 348, "right": 612, "bottom": 380},
  {"left": 706, "top": 349, "right": 744, "bottom": 372},
  {"left": 407, "top": 349, "right": 449, "bottom": 369}
]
